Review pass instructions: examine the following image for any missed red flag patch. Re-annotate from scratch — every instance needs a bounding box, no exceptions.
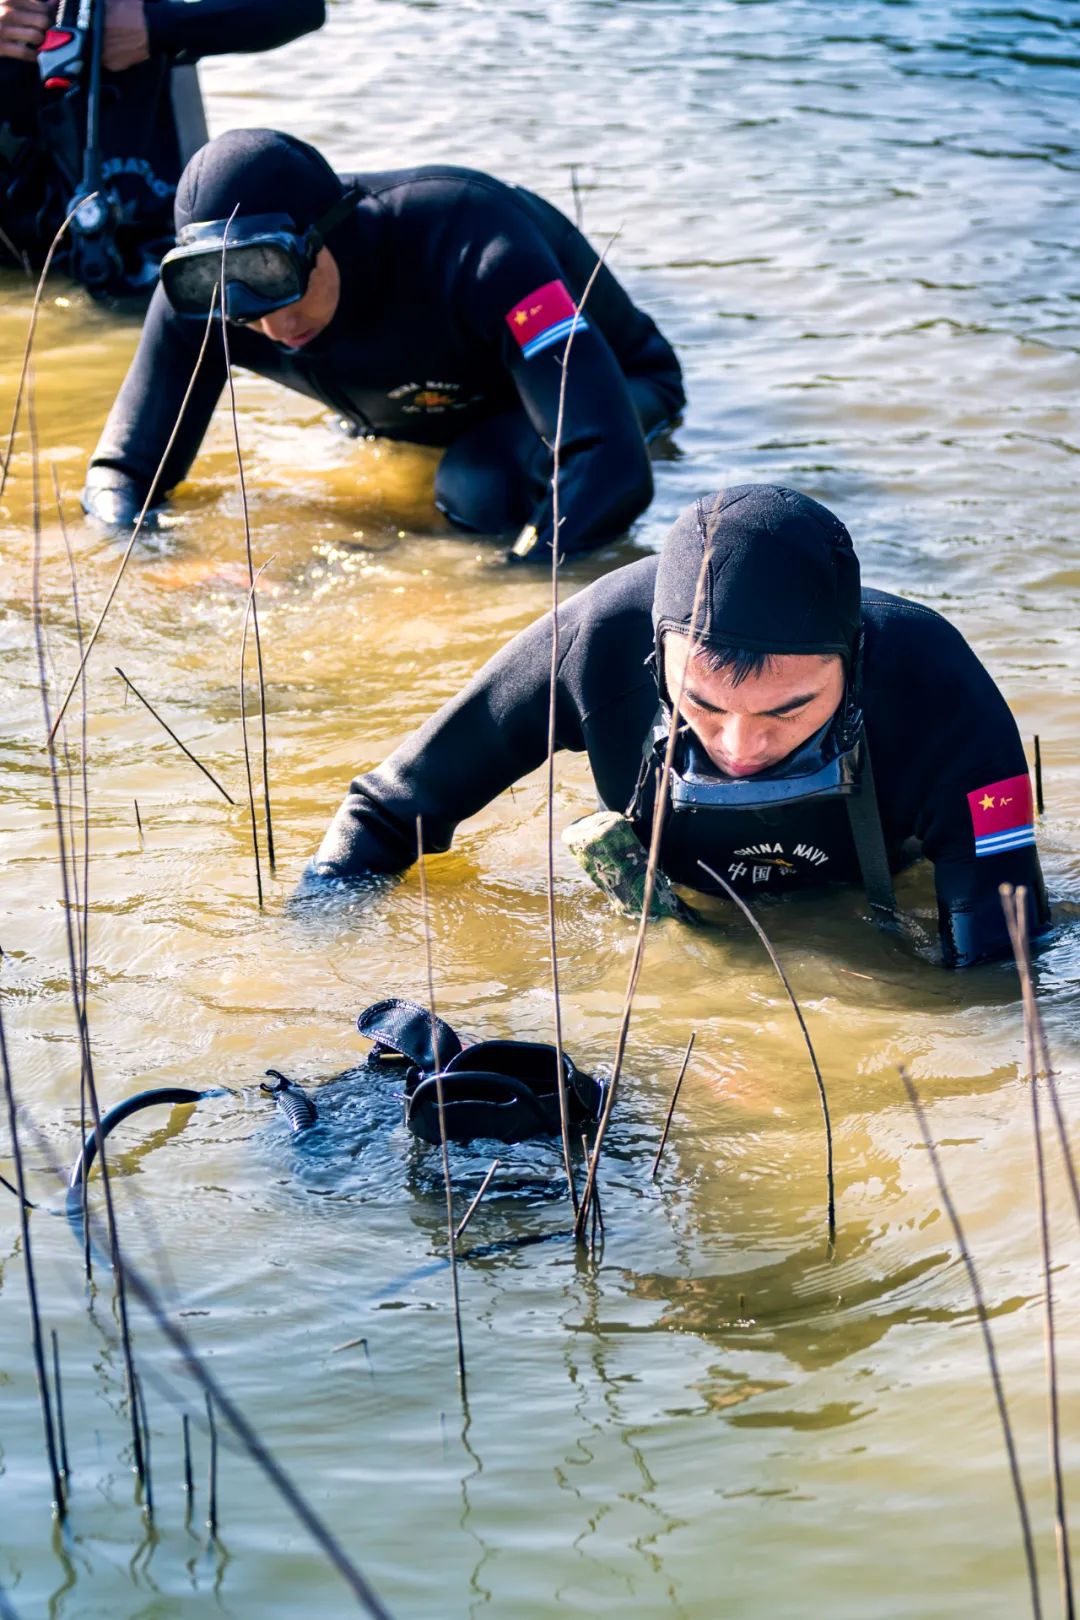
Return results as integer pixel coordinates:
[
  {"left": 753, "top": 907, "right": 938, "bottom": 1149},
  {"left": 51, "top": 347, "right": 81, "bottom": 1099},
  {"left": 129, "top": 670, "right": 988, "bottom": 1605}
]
[
  {"left": 505, "top": 279, "right": 587, "bottom": 359},
  {"left": 966, "top": 772, "right": 1035, "bottom": 858}
]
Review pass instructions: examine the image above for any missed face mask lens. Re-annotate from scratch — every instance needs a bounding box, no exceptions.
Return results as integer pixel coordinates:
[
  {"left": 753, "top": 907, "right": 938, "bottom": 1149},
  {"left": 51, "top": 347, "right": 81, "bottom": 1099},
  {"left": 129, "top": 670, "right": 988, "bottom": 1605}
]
[{"left": 161, "top": 235, "right": 307, "bottom": 319}]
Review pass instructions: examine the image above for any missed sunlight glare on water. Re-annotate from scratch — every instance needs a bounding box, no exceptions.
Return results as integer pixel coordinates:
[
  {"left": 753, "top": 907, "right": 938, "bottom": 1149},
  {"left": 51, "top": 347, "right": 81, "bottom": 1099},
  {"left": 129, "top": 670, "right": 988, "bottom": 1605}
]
[{"left": 1, "top": 2, "right": 1078, "bottom": 1616}]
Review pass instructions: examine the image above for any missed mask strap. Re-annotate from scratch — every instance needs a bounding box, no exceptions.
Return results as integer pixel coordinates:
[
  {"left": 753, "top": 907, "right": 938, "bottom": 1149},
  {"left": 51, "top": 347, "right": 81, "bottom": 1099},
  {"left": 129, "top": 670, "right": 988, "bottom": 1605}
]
[{"left": 306, "top": 184, "right": 362, "bottom": 254}]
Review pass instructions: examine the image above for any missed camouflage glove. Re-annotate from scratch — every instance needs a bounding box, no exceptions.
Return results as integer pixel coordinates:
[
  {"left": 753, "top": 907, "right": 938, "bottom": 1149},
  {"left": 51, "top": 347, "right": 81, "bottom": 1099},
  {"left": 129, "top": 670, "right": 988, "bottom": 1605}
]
[{"left": 562, "top": 810, "right": 700, "bottom": 922}]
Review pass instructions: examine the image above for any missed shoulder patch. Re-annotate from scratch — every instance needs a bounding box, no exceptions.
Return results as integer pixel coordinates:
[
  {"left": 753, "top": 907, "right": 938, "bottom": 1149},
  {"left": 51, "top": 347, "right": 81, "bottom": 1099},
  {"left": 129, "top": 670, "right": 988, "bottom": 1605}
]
[
  {"left": 967, "top": 772, "right": 1034, "bottom": 857},
  {"left": 505, "top": 279, "right": 588, "bottom": 359}
]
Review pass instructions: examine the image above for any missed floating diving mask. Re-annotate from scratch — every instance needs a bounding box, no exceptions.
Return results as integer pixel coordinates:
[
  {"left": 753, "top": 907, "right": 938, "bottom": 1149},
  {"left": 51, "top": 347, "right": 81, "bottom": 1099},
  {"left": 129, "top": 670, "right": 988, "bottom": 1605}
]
[{"left": 160, "top": 188, "right": 359, "bottom": 322}]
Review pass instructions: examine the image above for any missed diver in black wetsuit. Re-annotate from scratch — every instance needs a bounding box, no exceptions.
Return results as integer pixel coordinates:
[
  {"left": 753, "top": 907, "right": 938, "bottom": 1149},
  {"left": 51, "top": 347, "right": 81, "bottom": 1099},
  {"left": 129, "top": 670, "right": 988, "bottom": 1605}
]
[
  {"left": 82, "top": 126, "right": 686, "bottom": 552},
  {"left": 0, "top": 1, "right": 324, "bottom": 295},
  {"left": 309, "top": 484, "right": 1050, "bottom": 969}
]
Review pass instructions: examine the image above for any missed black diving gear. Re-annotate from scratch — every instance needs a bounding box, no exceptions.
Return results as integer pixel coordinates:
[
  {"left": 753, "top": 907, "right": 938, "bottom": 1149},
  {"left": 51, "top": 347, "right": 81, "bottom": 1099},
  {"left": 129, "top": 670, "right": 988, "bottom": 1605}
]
[
  {"left": 261, "top": 1070, "right": 319, "bottom": 1133},
  {"left": 0, "top": 4, "right": 325, "bottom": 293},
  {"left": 357, "top": 998, "right": 603, "bottom": 1146},
  {"left": 83, "top": 128, "right": 684, "bottom": 552},
  {"left": 160, "top": 189, "right": 360, "bottom": 321},
  {"left": 310, "top": 484, "right": 1049, "bottom": 968}
]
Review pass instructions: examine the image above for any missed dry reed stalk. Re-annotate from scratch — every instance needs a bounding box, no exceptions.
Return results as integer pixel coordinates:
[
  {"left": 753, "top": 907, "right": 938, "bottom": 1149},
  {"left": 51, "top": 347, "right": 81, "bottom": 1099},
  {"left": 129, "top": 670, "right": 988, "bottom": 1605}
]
[
  {"left": 182, "top": 1412, "right": 194, "bottom": 1496},
  {"left": 51, "top": 470, "right": 93, "bottom": 1277},
  {"left": 545, "top": 239, "right": 615, "bottom": 1215},
  {"left": 416, "top": 815, "right": 466, "bottom": 1391},
  {"left": 453, "top": 1159, "right": 500, "bottom": 1244},
  {"left": 48, "top": 285, "right": 220, "bottom": 745},
  {"left": 114, "top": 666, "right": 235, "bottom": 804},
  {"left": 0, "top": 1004, "right": 65, "bottom": 1514},
  {"left": 8, "top": 1099, "right": 395, "bottom": 1618},
  {"left": 574, "top": 545, "right": 712, "bottom": 1242},
  {"left": 28, "top": 376, "right": 147, "bottom": 1492},
  {"left": 220, "top": 214, "right": 275, "bottom": 872},
  {"left": 134, "top": 800, "right": 144, "bottom": 843},
  {"left": 651, "top": 1031, "right": 696, "bottom": 1179},
  {"left": 998, "top": 887, "right": 1080, "bottom": 1234},
  {"left": 239, "top": 559, "right": 274, "bottom": 908},
  {"left": 1000, "top": 885, "right": 1074, "bottom": 1620},
  {"left": 205, "top": 1391, "right": 219, "bottom": 1539},
  {"left": 899, "top": 1064, "right": 1043, "bottom": 1619},
  {"left": 1034, "top": 737, "right": 1044, "bottom": 817},
  {"left": 135, "top": 1373, "right": 154, "bottom": 1520},
  {"left": 697, "top": 862, "right": 836, "bottom": 1246},
  {"left": 50, "top": 1330, "right": 70, "bottom": 1481},
  {"left": 1, "top": 194, "right": 93, "bottom": 497}
]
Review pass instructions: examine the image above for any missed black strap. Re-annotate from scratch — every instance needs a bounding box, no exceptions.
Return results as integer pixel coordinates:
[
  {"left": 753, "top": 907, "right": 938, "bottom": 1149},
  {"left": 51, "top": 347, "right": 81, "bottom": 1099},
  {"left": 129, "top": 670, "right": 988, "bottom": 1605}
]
[
  {"left": 845, "top": 739, "right": 898, "bottom": 923},
  {"left": 308, "top": 184, "right": 362, "bottom": 252}
]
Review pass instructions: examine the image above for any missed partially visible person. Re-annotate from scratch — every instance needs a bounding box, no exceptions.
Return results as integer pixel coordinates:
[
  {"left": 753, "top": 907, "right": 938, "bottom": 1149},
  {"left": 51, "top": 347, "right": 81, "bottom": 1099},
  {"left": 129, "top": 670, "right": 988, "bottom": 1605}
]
[
  {"left": 0, "top": 0, "right": 324, "bottom": 296},
  {"left": 82, "top": 127, "right": 686, "bottom": 549},
  {"left": 307, "top": 484, "right": 1050, "bottom": 969}
]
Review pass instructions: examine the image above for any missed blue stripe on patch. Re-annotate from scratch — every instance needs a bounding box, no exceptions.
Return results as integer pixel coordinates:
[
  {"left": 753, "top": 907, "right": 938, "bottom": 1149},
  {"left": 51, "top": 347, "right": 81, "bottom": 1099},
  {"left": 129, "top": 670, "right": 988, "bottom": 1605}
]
[
  {"left": 522, "top": 315, "right": 589, "bottom": 360},
  {"left": 974, "top": 824, "right": 1035, "bottom": 857}
]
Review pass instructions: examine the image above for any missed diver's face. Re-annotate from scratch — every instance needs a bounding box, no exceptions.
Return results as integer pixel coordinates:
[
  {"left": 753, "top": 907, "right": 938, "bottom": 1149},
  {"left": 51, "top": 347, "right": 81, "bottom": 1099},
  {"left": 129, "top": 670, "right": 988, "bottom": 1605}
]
[
  {"left": 663, "top": 635, "right": 845, "bottom": 778},
  {"left": 251, "top": 246, "right": 340, "bottom": 349}
]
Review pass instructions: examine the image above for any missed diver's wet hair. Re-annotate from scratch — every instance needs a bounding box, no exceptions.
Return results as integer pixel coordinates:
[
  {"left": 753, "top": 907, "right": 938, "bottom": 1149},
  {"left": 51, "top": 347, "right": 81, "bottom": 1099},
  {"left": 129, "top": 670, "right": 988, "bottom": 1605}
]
[
  {"left": 689, "top": 642, "right": 845, "bottom": 687},
  {"left": 689, "top": 643, "right": 775, "bottom": 686}
]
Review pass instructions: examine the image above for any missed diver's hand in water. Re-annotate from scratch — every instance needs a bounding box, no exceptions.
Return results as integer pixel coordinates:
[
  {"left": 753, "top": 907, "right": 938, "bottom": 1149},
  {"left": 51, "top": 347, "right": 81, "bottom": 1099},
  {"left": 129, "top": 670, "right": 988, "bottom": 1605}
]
[
  {"left": 102, "top": 0, "right": 149, "bottom": 71},
  {"left": 309, "top": 792, "right": 415, "bottom": 881},
  {"left": 81, "top": 470, "right": 157, "bottom": 533},
  {"left": 0, "top": 0, "right": 53, "bottom": 63}
]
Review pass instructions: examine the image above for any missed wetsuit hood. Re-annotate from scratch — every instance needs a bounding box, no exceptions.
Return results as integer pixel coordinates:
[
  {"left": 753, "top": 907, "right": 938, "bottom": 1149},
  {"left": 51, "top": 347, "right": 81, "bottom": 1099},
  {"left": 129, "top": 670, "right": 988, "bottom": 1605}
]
[
  {"left": 652, "top": 484, "right": 861, "bottom": 668},
  {"left": 174, "top": 127, "right": 350, "bottom": 246}
]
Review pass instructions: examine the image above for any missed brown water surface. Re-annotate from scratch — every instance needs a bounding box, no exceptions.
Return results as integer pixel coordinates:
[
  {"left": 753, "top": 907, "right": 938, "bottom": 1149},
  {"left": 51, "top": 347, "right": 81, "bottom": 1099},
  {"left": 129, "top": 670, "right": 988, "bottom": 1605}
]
[{"left": 1, "top": 3, "right": 1078, "bottom": 1616}]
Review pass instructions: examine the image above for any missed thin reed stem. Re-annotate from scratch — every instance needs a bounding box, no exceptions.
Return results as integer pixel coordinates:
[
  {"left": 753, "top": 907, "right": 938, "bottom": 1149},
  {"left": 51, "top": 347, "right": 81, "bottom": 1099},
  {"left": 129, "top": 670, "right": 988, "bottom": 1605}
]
[
  {"left": 28, "top": 375, "right": 146, "bottom": 1494},
  {"left": 182, "top": 1412, "right": 194, "bottom": 1496},
  {"left": 239, "top": 559, "right": 273, "bottom": 908},
  {"left": 545, "top": 241, "right": 613, "bottom": 1215},
  {"left": 48, "top": 285, "right": 220, "bottom": 746},
  {"left": 899, "top": 1065, "right": 1043, "bottom": 1620},
  {"left": 651, "top": 1031, "right": 696, "bottom": 1179},
  {"left": 7, "top": 1096, "right": 395, "bottom": 1618},
  {"left": 114, "top": 666, "right": 235, "bottom": 804},
  {"left": 454, "top": 1160, "right": 500, "bottom": 1244},
  {"left": 205, "top": 1391, "right": 219, "bottom": 1539},
  {"left": 50, "top": 1331, "right": 70, "bottom": 1480},
  {"left": 416, "top": 816, "right": 466, "bottom": 1391},
  {"left": 136, "top": 1373, "right": 154, "bottom": 1520},
  {"left": 1034, "top": 736, "right": 1044, "bottom": 817},
  {"left": 1, "top": 195, "right": 93, "bottom": 496},
  {"left": 1001, "top": 886, "right": 1074, "bottom": 1620},
  {"left": 220, "top": 214, "right": 275, "bottom": 871},
  {"left": 1000, "top": 883, "right": 1080, "bottom": 1231},
  {"left": 0, "top": 1005, "right": 65, "bottom": 1514},
  {"left": 575, "top": 545, "right": 711, "bottom": 1241},
  {"left": 698, "top": 862, "right": 836, "bottom": 1246}
]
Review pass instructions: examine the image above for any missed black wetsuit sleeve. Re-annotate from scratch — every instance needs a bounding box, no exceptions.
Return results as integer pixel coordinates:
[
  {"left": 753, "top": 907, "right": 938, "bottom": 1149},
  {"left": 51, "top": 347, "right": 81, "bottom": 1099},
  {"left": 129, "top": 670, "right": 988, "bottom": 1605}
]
[
  {"left": 86, "top": 283, "right": 226, "bottom": 505},
  {"left": 144, "top": 0, "right": 325, "bottom": 62},
  {"left": 905, "top": 626, "right": 1050, "bottom": 967},
  {"left": 456, "top": 206, "right": 653, "bottom": 557},
  {"left": 312, "top": 611, "right": 586, "bottom": 876}
]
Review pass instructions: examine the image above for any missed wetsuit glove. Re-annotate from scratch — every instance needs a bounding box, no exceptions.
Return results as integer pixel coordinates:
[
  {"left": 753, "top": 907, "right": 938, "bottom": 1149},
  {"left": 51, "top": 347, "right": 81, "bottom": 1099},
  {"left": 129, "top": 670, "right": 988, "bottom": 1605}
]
[{"left": 81, "top": 468, "right": 156, "bottom": 533}]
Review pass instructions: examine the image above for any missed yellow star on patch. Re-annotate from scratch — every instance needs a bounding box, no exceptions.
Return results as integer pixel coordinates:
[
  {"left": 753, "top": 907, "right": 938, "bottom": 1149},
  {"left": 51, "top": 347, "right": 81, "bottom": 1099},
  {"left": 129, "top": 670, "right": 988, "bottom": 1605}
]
[
  {"left": 979, "top": 793, "right": 995, "bottom": 811},
  {"left": 513, "top": 310, "right": 528, "bottom": 325}
]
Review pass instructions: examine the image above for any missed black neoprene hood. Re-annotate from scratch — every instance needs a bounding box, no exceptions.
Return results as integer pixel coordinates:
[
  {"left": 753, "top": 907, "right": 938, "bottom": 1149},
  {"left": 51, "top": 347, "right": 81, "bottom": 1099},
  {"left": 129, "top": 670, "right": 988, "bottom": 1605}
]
[
  {"left": 174, "top": 127, "right": 346, "bottom": 237},
  {"left": 652, "top": 484, "right": 862, "bottom": 664}
]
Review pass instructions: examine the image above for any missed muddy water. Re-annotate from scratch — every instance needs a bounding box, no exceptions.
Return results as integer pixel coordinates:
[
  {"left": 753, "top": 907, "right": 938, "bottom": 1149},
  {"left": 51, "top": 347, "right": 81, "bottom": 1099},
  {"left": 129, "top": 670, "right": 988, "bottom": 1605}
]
[{"left": 1, "top": 2, "right": 1079, "bottom": 1615}]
